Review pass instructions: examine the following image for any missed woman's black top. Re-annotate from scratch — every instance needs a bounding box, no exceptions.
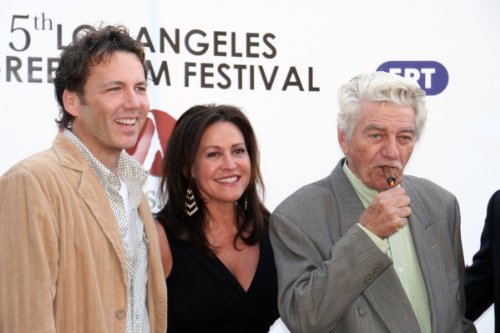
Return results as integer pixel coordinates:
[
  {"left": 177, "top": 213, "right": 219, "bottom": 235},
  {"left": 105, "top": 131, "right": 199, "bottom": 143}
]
[{"left": 165, "top": 227, "right": 279, "bottom": 333}]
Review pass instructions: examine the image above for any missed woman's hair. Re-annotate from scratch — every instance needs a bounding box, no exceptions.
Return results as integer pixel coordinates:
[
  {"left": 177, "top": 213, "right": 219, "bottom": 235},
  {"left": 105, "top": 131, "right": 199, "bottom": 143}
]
[
  {"left": 155, "top": 104, "right": 269, "bottom": 255},
  {"left": 54, "top": 24, "right": 146, "bottom": 129},
  {"left": 337, "top": 71, "right": 428, "bottom": 140}
]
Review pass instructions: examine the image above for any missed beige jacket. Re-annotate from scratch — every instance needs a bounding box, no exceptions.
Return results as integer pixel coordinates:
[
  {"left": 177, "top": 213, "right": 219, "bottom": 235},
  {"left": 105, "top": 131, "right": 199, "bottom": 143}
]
[{"left": 0, "top": 134, "right": 167, "bottom": 333}]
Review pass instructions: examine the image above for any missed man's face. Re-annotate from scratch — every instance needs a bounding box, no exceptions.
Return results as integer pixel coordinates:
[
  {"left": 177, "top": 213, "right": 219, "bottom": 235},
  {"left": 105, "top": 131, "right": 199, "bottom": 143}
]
[
  {"left": 65, "top": 51, "right": 149, "bottom": 165},
  {"left": 338, "top": 100, "right": 417, "bottom": 191}
]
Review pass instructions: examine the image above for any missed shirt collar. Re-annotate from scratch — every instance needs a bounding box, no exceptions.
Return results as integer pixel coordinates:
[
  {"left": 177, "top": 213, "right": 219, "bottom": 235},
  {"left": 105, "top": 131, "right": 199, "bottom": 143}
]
[
  {"left": 63, "top": 128, "right": 147, "bottom": 208},
  {"left": 342, "top": 159, "right": 378, "bottom": 208}
]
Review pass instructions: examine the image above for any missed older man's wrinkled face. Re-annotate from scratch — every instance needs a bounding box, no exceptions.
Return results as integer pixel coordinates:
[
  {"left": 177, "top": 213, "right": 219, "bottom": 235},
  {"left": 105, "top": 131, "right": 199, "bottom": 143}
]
[{"left": 338, "top": 101, "right": 416, "bottom": 191}]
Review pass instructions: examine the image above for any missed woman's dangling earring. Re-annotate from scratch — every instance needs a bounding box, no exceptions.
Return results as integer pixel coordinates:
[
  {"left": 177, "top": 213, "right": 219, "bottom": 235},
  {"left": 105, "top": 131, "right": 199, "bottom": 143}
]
[{"left": 184, "top": 186, "right": 198, "bottom": 216}]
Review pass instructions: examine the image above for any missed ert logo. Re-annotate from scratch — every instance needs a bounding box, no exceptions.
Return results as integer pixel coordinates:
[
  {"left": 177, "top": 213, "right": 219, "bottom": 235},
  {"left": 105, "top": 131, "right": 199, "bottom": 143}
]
[
  {"left": 377, "top": 61, "right": 449, "bottom": 96},
  {"left": 127, "top": 109, "right": 176, "bottom": 177}
]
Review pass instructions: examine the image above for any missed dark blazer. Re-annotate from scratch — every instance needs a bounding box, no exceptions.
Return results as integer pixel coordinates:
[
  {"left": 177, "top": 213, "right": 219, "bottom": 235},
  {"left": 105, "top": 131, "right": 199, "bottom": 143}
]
[
  {"left": 270, "top": 159, "right": 476, "bottom": 333},
  {"left": 465, "top": 190, "right": 500, "bottom": 332}
]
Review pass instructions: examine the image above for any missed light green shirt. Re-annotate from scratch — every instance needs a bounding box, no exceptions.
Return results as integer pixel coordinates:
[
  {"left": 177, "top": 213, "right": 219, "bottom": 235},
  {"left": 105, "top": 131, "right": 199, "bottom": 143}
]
[{"left": 343, "top": 161, "right": 431, "bottom": 333}]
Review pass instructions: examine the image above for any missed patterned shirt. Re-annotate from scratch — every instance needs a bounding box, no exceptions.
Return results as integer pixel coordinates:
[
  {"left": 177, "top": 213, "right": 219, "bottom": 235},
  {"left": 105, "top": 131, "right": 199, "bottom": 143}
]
[{"left": 64, "top": 129, "right": 150, "bottom": 333}]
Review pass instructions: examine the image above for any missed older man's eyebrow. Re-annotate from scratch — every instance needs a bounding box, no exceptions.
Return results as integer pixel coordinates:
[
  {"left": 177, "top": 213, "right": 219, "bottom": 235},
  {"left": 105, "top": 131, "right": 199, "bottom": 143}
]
[
  {"left": 362, "top": 124, "right": 387, "bottom": 133},
  {"left": 361, "top": 124, "right": 416, "bottom": 134}
]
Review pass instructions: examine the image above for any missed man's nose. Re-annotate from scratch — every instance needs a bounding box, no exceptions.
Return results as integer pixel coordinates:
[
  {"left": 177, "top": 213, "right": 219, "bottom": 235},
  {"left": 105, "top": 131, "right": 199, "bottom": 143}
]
[
  {"left": 382, "top": 137, "right": 400, "bottom": 160},
  {"left": 124, "top": 88, "right": 141, "bottom": 108}
]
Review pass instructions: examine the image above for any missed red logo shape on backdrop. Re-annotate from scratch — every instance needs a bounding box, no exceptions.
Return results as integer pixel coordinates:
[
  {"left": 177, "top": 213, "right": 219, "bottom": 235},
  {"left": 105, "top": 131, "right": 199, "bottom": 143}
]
[{"left": 126, "top": 109, "right": 176, "bottom": 177}]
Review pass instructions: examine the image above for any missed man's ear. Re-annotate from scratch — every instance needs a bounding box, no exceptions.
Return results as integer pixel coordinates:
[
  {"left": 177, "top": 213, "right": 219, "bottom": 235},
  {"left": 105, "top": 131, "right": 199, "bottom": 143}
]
[
  {"left": 62, "top": 90, "right": 81, "bottom": 117},
  {"left": 337, "top": 127, "right": 349, "bottom": 156}
]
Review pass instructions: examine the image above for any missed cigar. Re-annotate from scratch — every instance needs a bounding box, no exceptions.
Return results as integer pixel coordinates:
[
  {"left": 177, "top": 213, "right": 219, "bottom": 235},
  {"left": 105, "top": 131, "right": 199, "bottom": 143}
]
[{"left": 382, "top": 166, "right": 397, "bottom": 187}]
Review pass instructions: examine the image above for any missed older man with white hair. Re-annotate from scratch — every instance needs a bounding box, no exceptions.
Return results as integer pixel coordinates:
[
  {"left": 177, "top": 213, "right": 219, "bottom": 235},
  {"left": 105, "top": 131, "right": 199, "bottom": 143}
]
[{"left": 270, "top": 71, "right": 476, "bottom": 333}]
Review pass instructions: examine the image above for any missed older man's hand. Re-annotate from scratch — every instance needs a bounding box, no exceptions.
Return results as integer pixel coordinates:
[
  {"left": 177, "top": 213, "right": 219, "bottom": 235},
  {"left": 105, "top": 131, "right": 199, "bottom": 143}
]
[{"left": 359, "top": 187, "right": 411, "bottom": 238}]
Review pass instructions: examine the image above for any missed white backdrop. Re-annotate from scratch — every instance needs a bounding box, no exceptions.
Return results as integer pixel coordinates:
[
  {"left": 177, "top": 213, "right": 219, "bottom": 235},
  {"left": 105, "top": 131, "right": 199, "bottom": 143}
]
[{"left": 1, "top": 1, "right": 499, "bottom": 331}]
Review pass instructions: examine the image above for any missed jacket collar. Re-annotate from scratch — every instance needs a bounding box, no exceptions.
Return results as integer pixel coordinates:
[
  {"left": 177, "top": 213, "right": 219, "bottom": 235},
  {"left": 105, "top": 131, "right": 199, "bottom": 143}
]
[{"left": 52, "top": 133, "right": 129, "bottom": 282}]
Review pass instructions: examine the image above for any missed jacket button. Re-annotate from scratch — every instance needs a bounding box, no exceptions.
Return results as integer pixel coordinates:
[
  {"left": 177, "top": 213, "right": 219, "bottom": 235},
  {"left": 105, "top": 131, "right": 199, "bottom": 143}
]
[
  {"left": 358, "top": 307, "right": 366, "bottom": 316},
  {"left": 115, "top": 309, "right": 126, "bottom": 319}
]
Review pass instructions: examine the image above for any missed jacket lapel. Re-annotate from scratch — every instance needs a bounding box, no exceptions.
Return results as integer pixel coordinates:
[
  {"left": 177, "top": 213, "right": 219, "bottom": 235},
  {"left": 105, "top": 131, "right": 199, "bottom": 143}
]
[
  {"left": 329, "top": 160, "right": 422, "bottom": 332},
  {"left": 404, "top": 182, "right": 449, "bottom": 333},
  {"left": 78, "top": 171, "right": 127, "bottom": 270},
  {"left": 329, "top": 161, "right": 366, "bottom": 239},
  {"left": 53, "top": 134, "right": 128, "bottom": 280},
  {"left": 363, "top": 268, "right": 421, "bottom": 333}
]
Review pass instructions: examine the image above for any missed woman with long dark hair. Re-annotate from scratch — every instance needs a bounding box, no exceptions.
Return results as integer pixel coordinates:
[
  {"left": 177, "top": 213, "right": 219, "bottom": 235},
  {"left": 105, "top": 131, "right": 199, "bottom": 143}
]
[{"left": 155, "top": 104, "right": 279, "bottom": 332}]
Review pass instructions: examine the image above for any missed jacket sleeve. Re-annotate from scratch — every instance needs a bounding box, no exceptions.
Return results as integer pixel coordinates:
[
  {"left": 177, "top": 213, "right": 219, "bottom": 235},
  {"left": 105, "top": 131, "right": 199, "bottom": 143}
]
[
  {"left": 0, "top": 167, "right": 59, "bottom": 332},
  {"left": 269, "top": 209, "right": 392, "bottom": 333},
  {"left": 465, "top": 190, "right": 500, "bottom": 321}
]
